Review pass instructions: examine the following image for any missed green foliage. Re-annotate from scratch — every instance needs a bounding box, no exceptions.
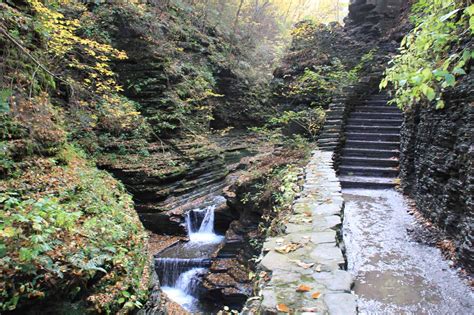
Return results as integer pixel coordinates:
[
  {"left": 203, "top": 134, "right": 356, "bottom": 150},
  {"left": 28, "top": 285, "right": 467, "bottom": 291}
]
[
  {"left": 271, "top": 165, "right": 300, "bottom": 210},
  {"left": 349, "top": 49, "right": 377, "bottom": 81},
  {"left": 265, "top": 165, "right": 302, "bottom": 236},
  {"left": 287, "top": 59, "right": 349, "bottom": 99},
  {"left": 381, "top": 0, "right": 473, "bottom": 109},
  {"left": 0, "top": 147, "right": 148, "bottom": 313},
  {"left": 0, "top": 89, "right": 12, "bottom": 113},
  {"left": 268, "top": 108, "right": 326, "bottom": 139}
]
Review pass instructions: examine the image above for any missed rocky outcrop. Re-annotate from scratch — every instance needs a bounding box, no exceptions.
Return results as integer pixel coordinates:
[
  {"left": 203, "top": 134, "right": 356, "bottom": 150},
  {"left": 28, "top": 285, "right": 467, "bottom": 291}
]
[
  {"left": 98, "top": 138, "right": 229, "bottom": 235},
  {"left": 271, "top": 23, "right": 368, "bottom": 112},
  {"left": 399, "top": 74, "right": 474, "bottom": 272},
  {"left": 346, "top": 0, "right": 406, "bottom": 39}
]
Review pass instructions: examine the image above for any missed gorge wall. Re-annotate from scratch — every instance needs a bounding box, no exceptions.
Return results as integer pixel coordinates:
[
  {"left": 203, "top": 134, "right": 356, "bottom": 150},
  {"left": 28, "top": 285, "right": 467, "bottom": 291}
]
[{"left": 400, "top": 72, "right": 474, "bottom": 272}]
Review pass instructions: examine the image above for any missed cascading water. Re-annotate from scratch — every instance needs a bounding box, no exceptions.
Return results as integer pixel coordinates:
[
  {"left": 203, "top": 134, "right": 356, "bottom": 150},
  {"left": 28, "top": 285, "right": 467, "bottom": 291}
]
[
  {"left": 156, "top": 201, "right": 225, "bottom": 312},
  {"left": 186, "top": 205, "right": 224, "bottom": 244},
  {"left": 160, "top": 268, "right": 207, "bottom": 311}
]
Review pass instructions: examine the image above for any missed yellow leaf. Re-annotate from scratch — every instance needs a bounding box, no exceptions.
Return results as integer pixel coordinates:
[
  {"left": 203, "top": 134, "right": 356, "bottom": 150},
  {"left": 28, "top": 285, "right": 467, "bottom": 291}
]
[
  {"left": 275, "top": 242, "right": 302, "bottom": 254},
  {"left": 3, "top": 226, "right": 16, "bottom": 237},
  {"left": 296, "top": 284, "right": 311, "bottom": 292},
  {"left": 311, "top": 292, "right": 321, "bottom": 299},
  {"left": 277, "top": 303, "right": 290, "bottom": 313}
]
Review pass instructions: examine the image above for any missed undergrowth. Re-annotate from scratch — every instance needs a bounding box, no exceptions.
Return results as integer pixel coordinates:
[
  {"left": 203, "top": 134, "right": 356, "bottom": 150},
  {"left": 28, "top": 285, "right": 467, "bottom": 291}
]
[{"left": 381, "top": 0, "right": 473, "bottom": 109}]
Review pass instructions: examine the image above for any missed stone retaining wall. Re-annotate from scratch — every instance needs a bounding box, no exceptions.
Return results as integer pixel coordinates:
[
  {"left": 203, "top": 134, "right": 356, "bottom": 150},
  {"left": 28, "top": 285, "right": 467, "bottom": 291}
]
[{"left": 247, "top": 150, "right": 356, "bottom": 314}]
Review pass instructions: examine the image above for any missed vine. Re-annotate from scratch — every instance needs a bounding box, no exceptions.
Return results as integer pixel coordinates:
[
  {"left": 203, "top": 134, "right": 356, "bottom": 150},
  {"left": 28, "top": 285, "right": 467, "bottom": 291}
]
[{"left": 381, "top": 0, "right": 474, "bottom": 109}]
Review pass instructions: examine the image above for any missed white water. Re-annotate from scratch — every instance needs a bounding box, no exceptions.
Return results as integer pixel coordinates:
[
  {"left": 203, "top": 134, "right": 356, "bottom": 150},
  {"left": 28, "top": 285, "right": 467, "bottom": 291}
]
[
  {"left": 185, "top": 205, "right": 224, "bottom": 244},
  {"left": 162, "top": 268, "right": 206, "bottom": 312},
  {"left": 160, "top": 202, "right": 224, "bottom": 311}
]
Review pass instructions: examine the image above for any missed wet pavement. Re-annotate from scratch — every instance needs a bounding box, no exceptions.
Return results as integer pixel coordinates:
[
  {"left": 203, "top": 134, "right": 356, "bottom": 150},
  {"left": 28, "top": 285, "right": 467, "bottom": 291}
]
[{"left": 343, "top": 189, "right": 474, "bottom": 314}]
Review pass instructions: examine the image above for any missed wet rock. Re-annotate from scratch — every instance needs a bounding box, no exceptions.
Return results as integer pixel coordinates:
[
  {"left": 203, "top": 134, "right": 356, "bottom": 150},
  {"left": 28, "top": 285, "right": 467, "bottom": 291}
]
[
  {"left": 399, "top": 72, "right": 474, "bottom": 273},
  {"left": 324, "top": 293, "right": 357, "bottom": 315},
  {"left": 138, "top": 269, "right": 166, "bottom": 315}
]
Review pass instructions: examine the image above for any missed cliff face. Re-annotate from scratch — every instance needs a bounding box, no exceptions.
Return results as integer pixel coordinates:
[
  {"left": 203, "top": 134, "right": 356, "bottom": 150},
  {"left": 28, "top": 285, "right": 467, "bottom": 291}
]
[
  {"left": 101, "top": 4, "right": 271, "bottom": 136},
  {"left": 90, "top": 3, "right": 275, "bottom": 236},
  {"left": 400, "top": 73, "right": 474, "bottom": 272}
]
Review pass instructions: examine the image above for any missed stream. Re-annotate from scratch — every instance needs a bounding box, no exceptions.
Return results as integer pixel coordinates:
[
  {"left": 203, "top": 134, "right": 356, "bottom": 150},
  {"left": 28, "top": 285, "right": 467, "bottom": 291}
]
[
  {"left": 155, "top": 197, "right": 225, "bottom": 312},
  {"left": 343, "top": 189, "right": 474, "bottom": 314}
]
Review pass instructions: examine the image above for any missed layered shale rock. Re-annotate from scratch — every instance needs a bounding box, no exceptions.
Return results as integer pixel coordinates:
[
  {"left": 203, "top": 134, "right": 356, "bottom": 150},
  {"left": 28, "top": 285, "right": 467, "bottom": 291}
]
[
  {"left": 400, "top": 72, "right": 474, "bottom": 272},
  {"left": 98, "top": 138, "right": 229, "bottom": 235}
]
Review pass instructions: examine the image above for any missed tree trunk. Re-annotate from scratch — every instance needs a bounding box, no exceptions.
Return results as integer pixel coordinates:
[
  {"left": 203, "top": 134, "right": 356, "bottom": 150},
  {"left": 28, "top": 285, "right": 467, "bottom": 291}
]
[{"left": 233, "top": 0, "right": 245, "bottom": 32}]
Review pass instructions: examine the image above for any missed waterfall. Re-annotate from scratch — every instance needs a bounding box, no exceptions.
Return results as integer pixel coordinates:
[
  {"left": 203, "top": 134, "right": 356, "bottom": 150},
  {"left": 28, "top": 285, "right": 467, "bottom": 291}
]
[
  {"left": 155, "top": 258, "right": 211, "bottom": 287},
  {"left": 155, "top": 201, "right": 225, "bottom": 312},
  {"left": 161, "top": 267, "right": 207, "bottom": 312},
  {"left": 185, "top": 204, "right": 224, "bottom": 244}
]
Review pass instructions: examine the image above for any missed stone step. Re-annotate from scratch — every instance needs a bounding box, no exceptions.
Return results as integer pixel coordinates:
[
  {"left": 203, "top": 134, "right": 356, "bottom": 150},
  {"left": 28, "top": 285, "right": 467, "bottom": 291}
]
[
  {"left": 351, "top": 112, "right": 402, "bottom": 119},
  {"left": 368, "top": 95, "right": 389, "bottom": 100},
  {"left": 318, "top": 138, "right": 339, "bottom": 144},
  {"left": 324, "top": 125, "right": 342, "bottom": 130},
  {"left": 346, "top": 132, "right": 400, "bottom": 142},
  {"left": 342, "top": 148, "right": 399, "bottom": 158},
  {"left": 326, "top": 111, "right": 345, "bottom": 117},
  {"left": 339, "top": 176, "right": 397, "bottom": 189},
  {"left": 364, "top": 100, "right": 389, "bottom": 105},
  {"left": 323, "top": 125, "right": 342, "bottom": 131},
  {"left": 344, "top": 140, "right": 400, "bottom": 150},
  {"left": 346, "top": 125, "right": 401, "bottom": 133},
  {"left": 354, "top": 106, "right": 400, "bottom": 113},
  {"left": 347, "top": 118, "right": 403, "bottom": 126},
  {"left": 320, "top": 146, "right": 337, "bottom": 151},
  {"left": 339, "top": 165, "right": 399, "bottom": 177},
  {"left": 353, "top": 100, "right": 388, "bottom": 107},
  {"left": 340, "top": 156, "right": 398, "bottom": 167},
  {"left": 319, "top": 133, "right": 340, "bottom": 139}
]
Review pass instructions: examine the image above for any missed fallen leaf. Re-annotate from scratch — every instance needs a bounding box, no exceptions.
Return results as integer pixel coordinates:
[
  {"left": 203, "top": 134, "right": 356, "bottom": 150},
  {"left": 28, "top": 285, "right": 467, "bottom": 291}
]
[
  {"left": 296, "top": 260, "right": 314, "bottom": 269},
  {"left": 296, "top": 284, "right": 311, "bottom": 292},
  {"left": 311, "top": 292, "right": 321, "bottom": 299},
  {"left": 275, "top": 242, "right": 302, "bottom": 254},
  {"left": 277, "top": 303, "right": 290, "bottom": 313},
  {"left": 315, "top": 264, "right": 321, "bottom": 272}
]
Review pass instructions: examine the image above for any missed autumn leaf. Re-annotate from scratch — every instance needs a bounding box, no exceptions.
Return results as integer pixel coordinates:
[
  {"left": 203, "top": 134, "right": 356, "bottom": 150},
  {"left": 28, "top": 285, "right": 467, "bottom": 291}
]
[
  {"left": 311, "top": 292, "right": 321, "bottom": 299},
  {"left": 296, "top": 284, "right": 311, "bottom": 292},
  {"left": 275, "top": 242, "right": 302, "bottom": 254},
  {"left": 292, "top": 259, "right": 314, "bottom": 269},
  {"left": 277, "top": 303, "right": 290, "bottom": 313}
]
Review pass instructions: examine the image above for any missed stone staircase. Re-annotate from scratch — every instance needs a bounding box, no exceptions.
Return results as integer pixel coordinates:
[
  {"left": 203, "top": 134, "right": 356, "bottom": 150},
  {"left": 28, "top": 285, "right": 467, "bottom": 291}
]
[
  {"left": 317, "top": 96, "right": 348, "bottom": 152},
  {"left": 339, "top": 94, "right": 402, "bottom": 189}
]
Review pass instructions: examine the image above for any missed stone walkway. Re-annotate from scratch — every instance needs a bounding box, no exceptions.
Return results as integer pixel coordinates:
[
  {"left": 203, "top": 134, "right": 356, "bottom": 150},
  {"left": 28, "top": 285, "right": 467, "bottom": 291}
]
[
  {"left": 343, "top": 189, "right": 474, "bottom": 314},
  {"left": 255, "top": 150, "right": 357, "bottom": 314}
]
